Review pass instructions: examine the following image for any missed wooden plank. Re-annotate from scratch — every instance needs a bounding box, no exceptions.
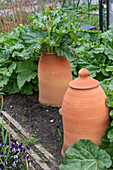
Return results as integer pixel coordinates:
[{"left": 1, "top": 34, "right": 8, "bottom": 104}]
[
  {"left": 27, "top": 148, "right": 50, "bottom": 170},
  {"left": 35, "top": 144, "right": 57, "bottom": 166},
  {"left": 1, "top": 111, "right": 30, "bottom": 138}
]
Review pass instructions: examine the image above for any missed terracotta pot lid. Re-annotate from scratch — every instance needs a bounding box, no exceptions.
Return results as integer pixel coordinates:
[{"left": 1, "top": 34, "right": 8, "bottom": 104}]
[{"left": 69, "top": 68, "right": 99, "bottom": 90}]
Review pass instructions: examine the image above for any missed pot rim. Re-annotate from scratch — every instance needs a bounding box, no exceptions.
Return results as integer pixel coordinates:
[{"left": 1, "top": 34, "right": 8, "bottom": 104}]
[
  {"left": 42, "top": 52, "right": 57, "bottom": 55},
  {"left": 69, "top": 83, "right": 99, "bottom": 90}
]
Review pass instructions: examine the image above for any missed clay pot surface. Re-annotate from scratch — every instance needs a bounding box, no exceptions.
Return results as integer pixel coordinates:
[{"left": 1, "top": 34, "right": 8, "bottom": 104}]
[
  {"left": 38, "top": 53, "right": 72, "bottom": 106},
  {"left": 61, "top": 68, "right": 109, "bottom": 157}
]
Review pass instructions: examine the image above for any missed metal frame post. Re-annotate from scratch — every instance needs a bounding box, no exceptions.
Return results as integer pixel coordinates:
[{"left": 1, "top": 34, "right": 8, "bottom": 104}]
[
  {"left": 99, "top": 0, "right": 103, "bottom": 32},
  {"left": 73, "top": 0, "right": 75, "bottom": 10},
  {"left": 88, "top": 0, "right": 90, "bottom": 18},
  {"left": 62, "top": 0, "right": 65, "bottom": 8},
  {"left": 107, "top": 0, "right": 109, "bottom": 30}
]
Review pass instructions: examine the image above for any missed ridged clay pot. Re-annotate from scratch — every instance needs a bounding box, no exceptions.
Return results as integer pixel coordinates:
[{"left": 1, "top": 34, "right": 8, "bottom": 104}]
[
  {"left": 61, "top": 68, "right": 109, "bottom": 157},
  {"left": 38, "top": 53, "right": 72, "bottom": 106}
]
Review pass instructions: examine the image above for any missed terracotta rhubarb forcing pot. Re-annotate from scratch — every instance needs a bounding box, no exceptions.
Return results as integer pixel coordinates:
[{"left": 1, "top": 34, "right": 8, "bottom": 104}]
[
  {"left": 61, "top": 68, "right": 110, "bottom": 157},
  {"left": 38, "top": 53, "right": 72, "bottom": 106}
]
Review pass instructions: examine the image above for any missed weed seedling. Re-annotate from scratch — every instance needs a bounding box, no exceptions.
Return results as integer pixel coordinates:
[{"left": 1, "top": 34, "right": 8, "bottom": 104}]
[
  {"left": 22, "top": 137, "right": 40, "bottom": 147},
  {"left": 57, "top": 128, "right": 62, "bottom": 142},
  {"left": 21, "top": 117, "right": 27, "bottom": 123},
  {"left": 42, "top": 157, "right": 50, "bottom": 163},
  {"left": 14, "top": 128, "right": 21, "bottom": 132},
  {"left": 36, "top": 151, "right": 42, "bottom": 155},
  {"left": 32, "top": 133, "right": 37, "bottom": 137},
  {"left": 52, "top": 129, "right": 56, "bottom": 136}
]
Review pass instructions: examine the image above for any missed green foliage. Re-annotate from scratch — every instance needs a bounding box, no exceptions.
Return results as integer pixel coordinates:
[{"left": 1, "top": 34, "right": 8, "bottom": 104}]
[
  {"left": 27, "top": 8, "right": 79, "bottom": 60},
  {"left": 71, "top": 29, "right": 110, "bottom": 80},
  {"left": 0, "top": 24, "right": 39, "bottom": 95},
  {"left": 1, "top": 58, "right": 38, "bottom": 95},
  {"left": 60, "top": 140, "right": 112, "bottom": 170},
  {"left": 99, "top": 125, "right": 113, "bottom": 167},
  {"left": 99, "top": 85, "right": 113, "bottom": 167},
  {"left": 21, "top": 117, "right": 27, "bottom": 123},
  {"left": 57, "top": 128, "right": 62, "bottom": 142},
  {"left": 15, "top": 59, "right": 38, "bottom": 89},
  {"left": 73, "top": 44, "right": 106, "bottom": 78},
  {"left": 102, "top": 23, "right": 113, "bottom": 61},
  {"left": 59, "top": 107, "right": 62, "bottom": 115}
]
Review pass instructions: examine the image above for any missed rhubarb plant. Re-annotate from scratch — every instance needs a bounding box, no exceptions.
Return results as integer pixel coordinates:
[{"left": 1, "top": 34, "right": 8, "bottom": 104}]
[{"left": 22, "top": 8, "right": 79, "bottom": 61}]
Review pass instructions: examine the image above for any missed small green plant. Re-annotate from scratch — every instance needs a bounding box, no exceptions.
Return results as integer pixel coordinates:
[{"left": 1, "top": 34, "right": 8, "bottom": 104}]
[
  {"left": 32, "top": 133, "right": 37, "bottom": 137},
  {"left": 59, "top": 107, "right": 62, "bottom": 115},
  {"left": 22, "top": 137, "right": 40, "bottom": 147},
  {"left": 14, "top": 128, "right": 21, "bottom": 132},
  {"left": 21, "top": 117, "right": 27, "bottom": 123},
  {"left": 42, "top": 157, "right": 50, "bottom": 163},
  {"left": 52, "top": 129, "right": 56, "bottom": 136},
  {"left": 53, "top": 146, "right": 57, "bottom": 150},
  {"left": 36, "top": 151, "right": 42, "bottom": 155},
  {"left": 23, "top": 111, "right": 26, "bottom": 114},
  {"left": 52, "top": 128, "right": 62, "bottom": 143},
  {"left": 57, "top": 128, "right": 62, "bottom": 142}
]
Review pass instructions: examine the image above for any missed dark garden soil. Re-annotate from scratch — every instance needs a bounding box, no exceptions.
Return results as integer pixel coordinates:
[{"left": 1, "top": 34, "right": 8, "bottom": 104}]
[{"left": 2, "top": 92, "right": 63, "bottom": 168}]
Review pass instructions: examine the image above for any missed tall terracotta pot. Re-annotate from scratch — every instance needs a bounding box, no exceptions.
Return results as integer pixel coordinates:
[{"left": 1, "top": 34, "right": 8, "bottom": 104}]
[
  {"left": 38, "top": 53, "right": 72, "bottom": 106},
  {"left": 61, "top": 68, "right": 109, "bottom": 157}
]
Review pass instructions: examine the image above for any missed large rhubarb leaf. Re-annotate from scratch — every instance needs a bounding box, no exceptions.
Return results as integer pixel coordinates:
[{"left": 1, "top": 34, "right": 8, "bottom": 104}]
[
  {"left": 20, "top": 29, "right": 47, "bottom": 56},
  {"left": 20, "top": 82, "right": 34, "bottom": 95},
  {"left": 104, "top": 45, "right": 113, "bottom": 61},
  {"left": 0, "top": 76, "right": 9, "bottom": 88},
  {"left": 99, "top": 125, "right": 113, "bottom": 167},
  {"left": 56, "top": 45, "right": 73, "bottom": 61},
  {"left": 74, "top": 44, "right": 106, "bottom": 78},
  {"left": 15, "top": 59, "right": 38, "bottom": 89},
  {"left": 3, "top": 78, "right": 19, "bottom": 94},
  {"left": 0, "top": 62, "right": 17, "bottom": 88},
  {"left": 60, "top": 140, "right": 112, "bottom": 170}
]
